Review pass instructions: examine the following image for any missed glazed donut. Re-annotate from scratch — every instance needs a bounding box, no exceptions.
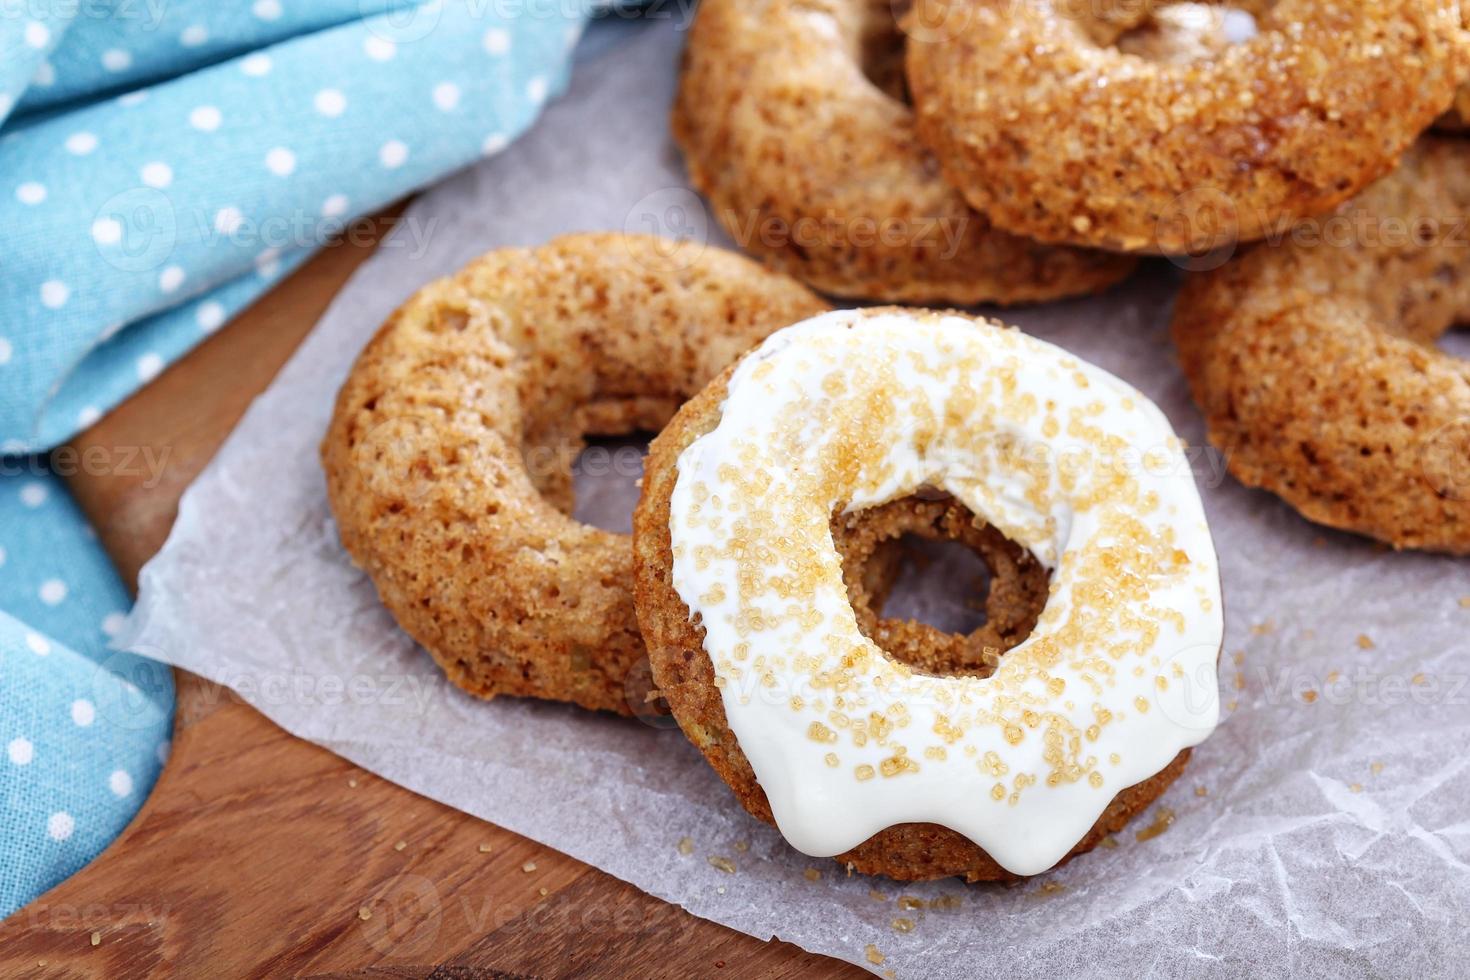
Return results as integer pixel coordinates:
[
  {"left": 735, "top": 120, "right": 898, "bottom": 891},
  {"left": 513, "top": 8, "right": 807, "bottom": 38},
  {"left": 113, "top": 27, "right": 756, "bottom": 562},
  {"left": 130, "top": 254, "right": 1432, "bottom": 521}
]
[
  {"left": 1173, "top": 138, "right": 1470, "bottom": 553},
  {"left": 671, "top": 0, "right": 1138, "bottom": 304},
  {"left": 904, "top": 0, "right": 1469, "bottom": 254},
  {"left": 633, "top": 308, "right": 1224, "bottom": 880},
  {"left": 321, "top": 234, "right": 829, "bottom": 714}
]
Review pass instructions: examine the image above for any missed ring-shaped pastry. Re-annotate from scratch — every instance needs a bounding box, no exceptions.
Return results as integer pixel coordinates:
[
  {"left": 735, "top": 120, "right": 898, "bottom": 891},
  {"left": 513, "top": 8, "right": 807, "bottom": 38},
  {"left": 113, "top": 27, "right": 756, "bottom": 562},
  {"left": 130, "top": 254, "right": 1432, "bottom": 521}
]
[
  {"left": 1173, "top": 138, "right": 1470, "bottom": 552},
  {"left": 322, "top": 233, "right": 829, "bottom": 714},
  {"left": 672, "top": 0, "right": 1138, "bottom": 303},
  {"left": 634, "top": 308, "right": 1225, "bottom": 879},
  {"left": 905, "top": 0, "right": 1468, "bottom": 254}
]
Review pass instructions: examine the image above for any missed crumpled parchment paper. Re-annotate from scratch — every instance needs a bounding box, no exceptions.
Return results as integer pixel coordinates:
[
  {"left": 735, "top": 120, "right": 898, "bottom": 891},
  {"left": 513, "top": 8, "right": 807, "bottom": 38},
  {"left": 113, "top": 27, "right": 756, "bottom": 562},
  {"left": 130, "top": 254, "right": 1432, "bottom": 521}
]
[{"left": 124, "top": 17, "right": 1470, "bottom": 978}]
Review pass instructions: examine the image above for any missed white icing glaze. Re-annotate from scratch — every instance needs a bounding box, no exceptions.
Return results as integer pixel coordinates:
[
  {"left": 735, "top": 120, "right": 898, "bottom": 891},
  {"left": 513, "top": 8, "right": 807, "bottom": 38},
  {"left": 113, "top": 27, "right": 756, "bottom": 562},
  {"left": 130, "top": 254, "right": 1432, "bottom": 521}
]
[{"left": 669, "top": 309, "right": 1223, "bottom": 876}]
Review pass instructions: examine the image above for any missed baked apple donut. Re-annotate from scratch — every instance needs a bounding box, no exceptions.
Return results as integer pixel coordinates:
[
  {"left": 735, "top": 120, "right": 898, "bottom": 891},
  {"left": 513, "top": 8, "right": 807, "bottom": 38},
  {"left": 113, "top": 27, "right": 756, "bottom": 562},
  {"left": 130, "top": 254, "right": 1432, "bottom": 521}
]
[
  {"left": 322, "top": 234, "right": 828, "bottom": 714},
  {"left": 672, "top": 0, "right": 1138, "bottom": 304},
  {"left": 633, "top": 308, "right": 1225, "bottom": 880},
  {"left": 905, "top": 0, "right": 1469, "bottom": 254},
  {"left": 1173, "top": 138, "right": 1470, "bottom": 553},
  {"left": 1436, "top": 82, "right": 1470, "bottom": 132}
]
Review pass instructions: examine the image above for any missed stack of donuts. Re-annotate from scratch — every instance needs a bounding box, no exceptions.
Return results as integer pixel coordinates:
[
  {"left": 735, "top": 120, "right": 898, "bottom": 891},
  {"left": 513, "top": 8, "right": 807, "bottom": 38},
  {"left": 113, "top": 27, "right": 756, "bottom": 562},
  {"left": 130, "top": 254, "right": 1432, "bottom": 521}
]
[{"left": 320, "top": 0, "right": 1470, "bottom": 885}]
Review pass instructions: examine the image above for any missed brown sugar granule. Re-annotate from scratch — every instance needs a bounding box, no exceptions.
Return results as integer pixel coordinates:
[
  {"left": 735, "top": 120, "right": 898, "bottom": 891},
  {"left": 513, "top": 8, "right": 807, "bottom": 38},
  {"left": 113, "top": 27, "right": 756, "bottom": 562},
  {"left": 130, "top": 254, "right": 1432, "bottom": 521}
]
[
  {"left": 891, "top": 917, "right": 916, "bottom": 933},
  {"left": 477, "top": 843, "right": 492, "bottom": 854},
  {"left": 89, "top": 931, "right": 101, "bottom": 947},
  {"left": 1301, "top": 690, "right": 1318, "bottom": 704},
  {"left": 707, "top": 856, "right": 737, "bottom": 874},
  {"left": 393, "top": 840, "right": 407, "bottom": 852},
  {"left": 521, "top": 861, "right": 537, "bottom": 873},
  {"left": 865, "top": 944, "right": 885, "bottom": 966},
  {"left": 677, "top": 837, "right": 694, "bottom": 856},
  {"left": 803, "top": 868, "right": 822, "bottom": 882},
  {"left": 1356, "top": 634, "right": 1375, "bottom": 650},
  {"left": 1135, "top": 808, "right": 1176, "bottom": 842},
  {"left": 357, "top": 907, "right": 372, "bottom": 921}
]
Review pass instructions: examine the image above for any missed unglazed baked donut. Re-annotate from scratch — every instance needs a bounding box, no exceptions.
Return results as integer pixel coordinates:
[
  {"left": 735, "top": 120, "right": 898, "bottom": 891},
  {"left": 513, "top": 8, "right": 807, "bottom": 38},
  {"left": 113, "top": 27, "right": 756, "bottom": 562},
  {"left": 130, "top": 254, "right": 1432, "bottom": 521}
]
[
  {"left": 1173, "top": 139, "right": 1470, "bottom": 553},
  {"left": 671, "top": 0, "right": 1138, "bottom": 304},
  {"left": 322, "top": 234, "right": 829, "bottom": 714},
  {"left": 905, "top": 0, "right": 1469, "bottom": 254},
  {"left": 633, "top": 308, "right": 1224, "bottom": 880},
  {"left": 1436, "top": 82, "right": 1470, "bottom": 131}
]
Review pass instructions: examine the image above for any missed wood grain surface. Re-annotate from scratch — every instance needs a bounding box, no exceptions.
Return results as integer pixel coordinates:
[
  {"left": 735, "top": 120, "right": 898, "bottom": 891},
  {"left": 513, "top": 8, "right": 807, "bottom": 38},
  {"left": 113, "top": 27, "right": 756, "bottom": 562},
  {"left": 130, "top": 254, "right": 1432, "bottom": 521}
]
[{"left": 0, "top": 208, "right": 862, "bottom": 979}]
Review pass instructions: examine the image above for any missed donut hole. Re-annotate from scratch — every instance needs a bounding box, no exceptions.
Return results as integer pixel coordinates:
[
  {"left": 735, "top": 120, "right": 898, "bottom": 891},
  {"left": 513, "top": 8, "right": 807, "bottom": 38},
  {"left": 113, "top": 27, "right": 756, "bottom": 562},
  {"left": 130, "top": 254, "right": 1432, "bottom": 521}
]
[
  {"left": 857, "top": 1, "right": 912, "bottom": 105},
  {"left": 570, "top": 433, "right": 652, "bottom": 535},
  {"left": 877, "top": 535, "right": 993, "bottom": 635},
  {"left": 523, "top": 394, "right": 679, "bottom": 531},
  {"left": 834, "top": 494, "right": 1050, "bottom": 680},
  {"left": 1439, "top": 330, "right": 1470, "bottom": 360},
  {"left": 1106, "top": 2, "right": 1260, "bottom": 64}
]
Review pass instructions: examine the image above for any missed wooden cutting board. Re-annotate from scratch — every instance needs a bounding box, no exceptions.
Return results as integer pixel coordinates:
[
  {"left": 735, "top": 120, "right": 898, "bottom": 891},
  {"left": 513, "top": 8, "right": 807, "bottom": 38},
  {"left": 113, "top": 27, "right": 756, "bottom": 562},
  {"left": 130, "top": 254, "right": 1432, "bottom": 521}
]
[{"left": 0, "top": 207, "right": 862, "bottom": 979}]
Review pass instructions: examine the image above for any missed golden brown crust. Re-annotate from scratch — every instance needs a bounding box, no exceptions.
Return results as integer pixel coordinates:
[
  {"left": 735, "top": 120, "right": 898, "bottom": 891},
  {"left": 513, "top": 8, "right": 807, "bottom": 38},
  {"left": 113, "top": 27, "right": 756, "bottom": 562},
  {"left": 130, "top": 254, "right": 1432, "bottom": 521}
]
[
  {"left": 321, "top": 234, "right": 829, "bottom": 714},
  {"left": 1172, "top": 138, "right": 1470, "bottom": 553},
  {"left": 632, "top": 336, "right": 1191, "bottom": 882},
  {"left": 1435, "top": 81, "right": 1470, "bottom": 132},
  {"left": 906, "top": 0, "right": 1469, "bottom": 254},
  {"left": 672, "top": 0, "right": 1138, "bottom": 304}
]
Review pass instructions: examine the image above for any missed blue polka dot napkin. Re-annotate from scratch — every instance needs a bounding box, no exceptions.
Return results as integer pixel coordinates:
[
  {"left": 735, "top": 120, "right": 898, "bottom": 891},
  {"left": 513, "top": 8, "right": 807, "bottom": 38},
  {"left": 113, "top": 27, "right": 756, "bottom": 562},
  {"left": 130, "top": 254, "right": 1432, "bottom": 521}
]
[
  {"left": 2, "top": 0, "right": 587, "bottom": 451},
  {"left": 0, "top": 470, "right": 174, "bottom": 920},
  {"left": 1, "top": 0, "right": 594, "bottom": 919}
]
